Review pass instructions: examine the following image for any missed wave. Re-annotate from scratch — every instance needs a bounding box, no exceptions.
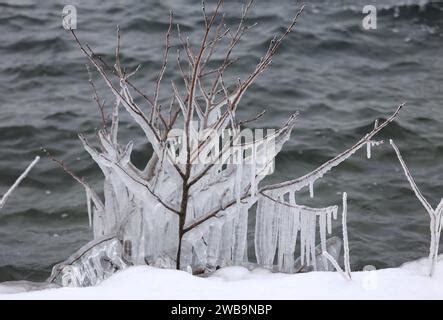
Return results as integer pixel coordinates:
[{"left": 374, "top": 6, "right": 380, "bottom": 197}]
[
  {"left": 0, "top": 13, "right": 47, "bottom": 26},
  {"left": 0, "top": 37, "right": 67, "bottom": 53},
  {"left": 122, "top": 18, "right": 192, "bottom": 32}
]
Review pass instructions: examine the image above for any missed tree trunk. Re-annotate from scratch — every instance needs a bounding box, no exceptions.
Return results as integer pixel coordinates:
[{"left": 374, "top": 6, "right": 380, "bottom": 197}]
[{"left": 176, "top": 181, "right": 189, "bottom": 270}]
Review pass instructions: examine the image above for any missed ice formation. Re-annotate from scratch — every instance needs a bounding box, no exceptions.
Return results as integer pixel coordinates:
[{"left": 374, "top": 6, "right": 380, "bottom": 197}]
[
  {"left": 49, "top": 236, "right": 128, "bottom": 287},
  {"left": 255, "top": 190, "right": 339, "bottom": 273},
  {"left": 48, "top": 1, "right": 404, "bottom": 286},
  {"left": 293, "top": 236, "right": 342, "bottom": 272},
  {"left": 48, "top": 54, "right": 402, "bottom": 286}
]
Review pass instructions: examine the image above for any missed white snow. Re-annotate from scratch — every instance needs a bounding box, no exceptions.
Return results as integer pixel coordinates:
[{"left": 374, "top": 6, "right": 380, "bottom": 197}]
[{"left": 2, "top": 255, "right": 443, "bottom": 300}]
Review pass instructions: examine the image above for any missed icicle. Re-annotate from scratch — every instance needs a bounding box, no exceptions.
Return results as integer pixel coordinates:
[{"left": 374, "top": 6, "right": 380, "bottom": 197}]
[
  {"left": 309, "top": 180, "right": 314, "bottom": 198},
  {"left": 319, "top": 213, "right": 328, "bottom": 270},
  {"left": 219, "top": 217, "right": 235, "bottom": 266},
  {"left": 276, "top": 194, "right": 292, "bottom": 271},
  {"left": 290, "top": 206, "right": 300, "bottom": 272},
  {"left": 327, "top": 210, "right": 332, "bottom": 234},
  {"left": 269, "top": 196, "right": 280, "bottom": 268},
  {"left": 300, "top": 210, "right": 307, "bottom": 265},
  {"left": 86, "top": 188, "right": 92, "bottom": 227},
  {"left": 289, "top": 192, "right": 299, "bottom": 236},
  {"left": 254, "top": 197, "right": 264, "bottom": 265},
  {"left": 206, "top": 219, "right": 224, "bottom": 271},
  {"left": 277, "top": 203, "right": 285, "bottom": 271},
  {"left": 250, "top": 143, "right": 257, "bottom": 197},
  {"left": 309, "top": 213, "right": 316, "bottom": 269},
  {"left": 193, "top": 238, "right": 208, "bottom": 270},
  {"left": 366, "top": 141, "right": 372, "bottom": 159},
  {"left": 281, "top": 191, "right": 299, "bottom": 273},
  {"left": 235, "top": 147, "right": 243, "bottom": 207},
  {"left": 255, "top": 194, "right": 279, "bottom": 269},
  {"left": 287, "top": 207, "right": 297, "bottom": 271},
  {"left": 181, "top": 228, "right": 202, "bottom": 271},
  {"left": 342, "top": 192, "right": 351, "bottom": 279}
]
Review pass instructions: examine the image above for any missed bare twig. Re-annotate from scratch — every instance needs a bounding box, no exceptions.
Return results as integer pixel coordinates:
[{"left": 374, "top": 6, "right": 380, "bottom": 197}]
[
  {"left": 86, "top": 64, "right": 107, "bottom": 131},
  {"left": 151, "top": 11, "right": 173, "bottom": 123}
]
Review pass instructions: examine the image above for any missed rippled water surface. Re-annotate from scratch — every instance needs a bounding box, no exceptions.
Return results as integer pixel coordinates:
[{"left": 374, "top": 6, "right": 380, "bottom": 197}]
[{"left": 0, "top": 0, "right": 442, "bottom": 281}]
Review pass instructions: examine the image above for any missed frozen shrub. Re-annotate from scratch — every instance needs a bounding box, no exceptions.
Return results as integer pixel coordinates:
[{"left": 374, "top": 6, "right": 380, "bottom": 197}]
[{"left": 50, "top": 1, "right": 403, "bottom": 286}]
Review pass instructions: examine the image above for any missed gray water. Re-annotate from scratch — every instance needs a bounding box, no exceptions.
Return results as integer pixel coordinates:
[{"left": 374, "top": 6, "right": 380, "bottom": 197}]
[{"left": 0, "top": 0, "right": 442, "bottom": 282}]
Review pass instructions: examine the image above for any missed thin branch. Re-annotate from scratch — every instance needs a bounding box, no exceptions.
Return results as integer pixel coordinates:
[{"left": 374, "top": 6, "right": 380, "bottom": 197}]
[
  {"left": 151, "top": 11, "right": 173, "bottom": 123},
  {"left": 390, "top": 139, "right": 434, "bottom": 215},
  {"left": 0, "top": 156, "right": 40, "bottom": 210},
  {"left": 115, "top": 25, "right": 123, "bottom": 77},
  {"left": 86, "top": 64, "right": 107, "bottom": 131},
  {"left": 237, "top": 109, "right": 266, "bottom": 126},
  {"left": 183, "top": 192, "right": 251, "bottom": 233},
  {"left": 262, "top": 103, "right": 405, "bottom": 194},
  {"left": 71, "top": 30, "right": 170, "bottom": 160},
  {"left": 390, "top": 139, "right": 441, "bottom": 277}
]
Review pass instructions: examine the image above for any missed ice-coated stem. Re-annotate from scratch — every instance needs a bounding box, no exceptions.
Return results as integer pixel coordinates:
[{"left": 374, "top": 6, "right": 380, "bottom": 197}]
[
  {"left": 390, "top": 139, "right": 441, "bottom": 276},
  {"left": 366, "top": 142, "right": 371, "bottom": 159},
  {"left": 342, "top": 192, "right": 351, "bottom": 279},
  {"left": 322, "top": 251, "right": 351, "bottom": 280},
  {"left": 262, "top": 104, "right": 404, "bottom": 195},
  {"left": 0, "top": 156, "right": 40, "bottom": 210}
]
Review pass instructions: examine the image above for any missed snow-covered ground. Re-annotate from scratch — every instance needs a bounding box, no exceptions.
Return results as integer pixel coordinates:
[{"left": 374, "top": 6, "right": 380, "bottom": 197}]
[{"left": 1, "top": 256, "right": 443, "bottom": 300}]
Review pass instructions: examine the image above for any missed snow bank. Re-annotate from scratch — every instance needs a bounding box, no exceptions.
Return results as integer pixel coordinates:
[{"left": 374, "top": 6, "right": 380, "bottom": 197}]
[{"left": 1, "top": 256, "right": 443, "bottom": 300}]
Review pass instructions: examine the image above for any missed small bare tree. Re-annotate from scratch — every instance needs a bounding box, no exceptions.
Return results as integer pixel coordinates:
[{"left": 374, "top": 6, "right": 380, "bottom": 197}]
[{"left": 48, "top": 1, "right": 404, "bottom": 286}]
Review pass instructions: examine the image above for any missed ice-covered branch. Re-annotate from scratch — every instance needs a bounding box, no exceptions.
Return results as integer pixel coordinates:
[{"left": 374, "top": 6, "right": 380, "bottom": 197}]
[
  {"left": 342, "top": 192, "right": 351, "bottom": 279},
  {"left": 261, "top": 103, "right": 404, "bottom": 196},
  {"left": 0, "top": 156, "right": 40, "bottom": 210},
  {"left": 322, "top": 252, "right": 351, "bottom": 280},
  {"left": 390, "top": 139, "right": 442, "bottom": 276},
  {"left": 390, "top": 139, "right": 434, "bottom": 215},
  {"left": 319, "top": 193, "right": 351, "bottom": 281},
  {"left": 71, "top": 31, "right": 164, "bottom": 158}
]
